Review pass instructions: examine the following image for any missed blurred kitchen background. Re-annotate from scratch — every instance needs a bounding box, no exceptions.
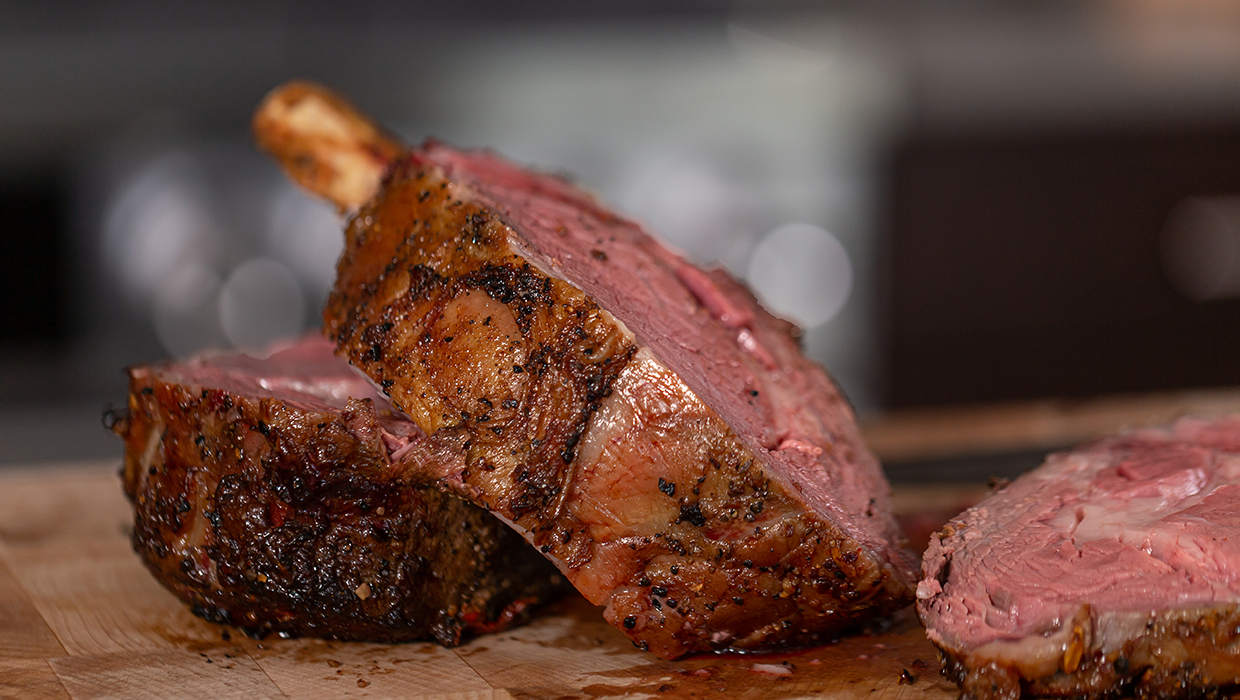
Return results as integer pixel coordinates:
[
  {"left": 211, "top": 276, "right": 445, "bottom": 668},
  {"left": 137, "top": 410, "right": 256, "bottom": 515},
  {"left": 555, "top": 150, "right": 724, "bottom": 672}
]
[{"left": 5, "top": 0, "right": 1240, "bottom": 476}]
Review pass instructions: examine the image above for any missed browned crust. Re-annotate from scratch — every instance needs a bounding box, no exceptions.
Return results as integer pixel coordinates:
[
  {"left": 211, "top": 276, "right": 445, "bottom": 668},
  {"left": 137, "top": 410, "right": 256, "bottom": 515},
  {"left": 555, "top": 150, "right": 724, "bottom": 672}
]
[
  {"left": 932, "top": 607, "right": 1240, "bottom": 700},
  {"left": 117, "top": 367, "right": 566, "bottom": 645},
  {"left": 325, "top": 158, "right": 912, "bottom": 658},
  {"left": 325, "top": 158, "right": 639, "bottom": 522}
]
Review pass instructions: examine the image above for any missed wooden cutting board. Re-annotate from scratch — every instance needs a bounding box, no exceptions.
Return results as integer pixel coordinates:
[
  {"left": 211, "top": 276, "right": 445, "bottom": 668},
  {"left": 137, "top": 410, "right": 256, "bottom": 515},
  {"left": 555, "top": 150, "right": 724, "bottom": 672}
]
[{"left": 0, "top": 462, "right": 979, "bottom": 700}]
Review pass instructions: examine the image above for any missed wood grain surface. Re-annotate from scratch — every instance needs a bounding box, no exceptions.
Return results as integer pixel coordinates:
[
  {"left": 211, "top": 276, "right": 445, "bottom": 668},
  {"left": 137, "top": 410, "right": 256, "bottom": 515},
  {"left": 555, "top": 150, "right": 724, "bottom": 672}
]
[{"left": 0, "top": 462, "right": 974, "bottom": 700}]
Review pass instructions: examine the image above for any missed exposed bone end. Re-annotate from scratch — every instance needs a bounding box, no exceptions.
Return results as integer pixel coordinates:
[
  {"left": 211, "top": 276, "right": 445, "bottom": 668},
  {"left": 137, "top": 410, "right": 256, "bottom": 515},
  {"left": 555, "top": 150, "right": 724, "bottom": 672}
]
[{"left": 253, "top": 80, "right": 404, "bottom": 211}]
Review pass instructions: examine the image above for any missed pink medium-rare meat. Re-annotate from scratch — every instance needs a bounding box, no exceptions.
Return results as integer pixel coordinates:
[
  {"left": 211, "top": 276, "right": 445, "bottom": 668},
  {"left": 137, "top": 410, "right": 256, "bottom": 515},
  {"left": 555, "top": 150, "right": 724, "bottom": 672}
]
[
  {"left": 254, "top": 82, "right": 918, "bottom": 659},
  {"left": 918, "top": 416, "right": 1240, "bottom": 700},
  {"left": 115, "top": 335, "right": 565, "bottom": 645}
]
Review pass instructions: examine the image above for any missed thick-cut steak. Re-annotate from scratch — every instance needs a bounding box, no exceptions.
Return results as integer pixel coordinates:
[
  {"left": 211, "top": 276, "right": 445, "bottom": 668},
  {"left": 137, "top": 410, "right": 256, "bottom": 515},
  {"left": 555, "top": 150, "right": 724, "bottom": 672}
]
[
  {"left": 255, "top": 82, "right": 918, "bottom": 659},
  {"left": 918, "top": 417, "right": 1240, "bottom": 700},
  {"left": 115, "top": 335, "right": 565, "bottom": 645}
]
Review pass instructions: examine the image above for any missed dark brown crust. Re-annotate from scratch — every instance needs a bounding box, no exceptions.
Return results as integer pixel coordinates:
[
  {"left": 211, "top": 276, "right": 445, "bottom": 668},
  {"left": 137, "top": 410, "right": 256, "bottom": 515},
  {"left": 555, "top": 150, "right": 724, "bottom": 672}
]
[
  {"left": 325, "top": 159, "right": 638, "bottom": 524},
  {"left": 932, "top": 608, "right": 1240, "bottom": 700},
  {"left": 118, "top": 367, "right": 566, "bottom": 645},
  {"left": 325, "top": 157, "right": 913, "bottom": 658}
]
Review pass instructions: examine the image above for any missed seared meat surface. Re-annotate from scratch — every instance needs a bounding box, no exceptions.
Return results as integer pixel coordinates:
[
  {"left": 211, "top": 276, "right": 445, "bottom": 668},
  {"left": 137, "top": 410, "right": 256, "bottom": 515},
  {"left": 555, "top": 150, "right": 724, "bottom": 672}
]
[
  {"left": 116, "top": 336, "right": 565, "bottom": 645},
  {"left": 919, "top": 417, "right": 1240, "bottom": 700},
  {"left": 255, "top": 82, "right": 917, "bottom": 659}
]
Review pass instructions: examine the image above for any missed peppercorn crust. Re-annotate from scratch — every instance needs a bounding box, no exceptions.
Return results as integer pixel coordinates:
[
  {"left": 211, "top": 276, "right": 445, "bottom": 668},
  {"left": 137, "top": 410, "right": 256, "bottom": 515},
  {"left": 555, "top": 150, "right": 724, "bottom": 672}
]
[
  {"left": 117, "top": 363, "right": 566, "bottom": 644},
  {"left": 932, "top": 606, "right": 1240, "bottom": 700}
]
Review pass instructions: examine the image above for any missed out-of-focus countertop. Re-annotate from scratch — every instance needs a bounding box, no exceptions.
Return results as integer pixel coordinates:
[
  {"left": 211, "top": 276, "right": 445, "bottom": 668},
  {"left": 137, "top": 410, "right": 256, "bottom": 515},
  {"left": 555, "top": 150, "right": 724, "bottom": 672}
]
[
  {"left": 0, "top": 401, "right": 123, "bottom": 467},
  {"left": 863, "top": 385, "right": 1240, "bottom": 482}
]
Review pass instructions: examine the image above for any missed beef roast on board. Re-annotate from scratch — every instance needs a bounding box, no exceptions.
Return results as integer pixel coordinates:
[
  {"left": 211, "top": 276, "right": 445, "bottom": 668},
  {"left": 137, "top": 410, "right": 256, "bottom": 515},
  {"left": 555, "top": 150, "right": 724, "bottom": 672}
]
[
  {"left": 116, "top": 335, "right": 565, "bottom": 645},
  {"left": 254, "top": 81, "right": 917, "bottom": 659},
  {"left": 918, "top": 417, "right": 1240, "bottom": 700}
]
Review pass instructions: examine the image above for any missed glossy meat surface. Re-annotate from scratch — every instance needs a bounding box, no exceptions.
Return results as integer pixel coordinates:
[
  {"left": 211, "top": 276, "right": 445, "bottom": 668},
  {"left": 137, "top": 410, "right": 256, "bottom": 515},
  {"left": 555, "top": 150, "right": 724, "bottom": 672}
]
[
  {"left": 323, "top": 143, "right": 917, "bottom": 658},
  {"left": 116, "top": 336, "right": 565, "bottom": 645},
  {"left": 919, "top": 417, "right": 1240, "bottom": 700}
]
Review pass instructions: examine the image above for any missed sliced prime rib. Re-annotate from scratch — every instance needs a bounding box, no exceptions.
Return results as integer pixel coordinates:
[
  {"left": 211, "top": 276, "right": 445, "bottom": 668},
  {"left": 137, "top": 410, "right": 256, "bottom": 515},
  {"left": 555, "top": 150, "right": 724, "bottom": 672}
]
[
  {"left": 254, "top": 82, "right": 917, "bottom": 659},
  {"left": 918, "top": 416, "right": 1240, "bottom": 700},
  {"left": 114, "top": 335, "right": 566, "bottom": 645}
]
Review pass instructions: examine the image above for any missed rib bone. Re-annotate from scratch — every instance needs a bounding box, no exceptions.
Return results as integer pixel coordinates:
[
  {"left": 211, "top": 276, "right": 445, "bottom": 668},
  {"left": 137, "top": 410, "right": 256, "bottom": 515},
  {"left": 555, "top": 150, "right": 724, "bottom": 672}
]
[{"left": 253, "top": 81, "right": 403, "bottom": 211}]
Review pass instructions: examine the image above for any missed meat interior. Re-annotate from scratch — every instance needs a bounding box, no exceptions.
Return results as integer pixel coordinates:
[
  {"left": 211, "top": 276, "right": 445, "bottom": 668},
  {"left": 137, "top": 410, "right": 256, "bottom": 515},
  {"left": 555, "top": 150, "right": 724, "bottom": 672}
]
[
  {"left": 118, "top": 335, "right": 565, "bottom": 644},
  {"left": 919, "top": 416, "right": 1240, "bottom": 700},
  {"left": 322, "top": 142, "right": 917, "bottom": 658}
]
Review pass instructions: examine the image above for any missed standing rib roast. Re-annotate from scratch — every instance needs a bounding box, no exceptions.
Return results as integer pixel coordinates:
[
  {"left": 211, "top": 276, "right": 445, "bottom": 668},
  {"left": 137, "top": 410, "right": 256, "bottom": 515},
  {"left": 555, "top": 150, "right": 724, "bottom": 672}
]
[{"left": 254, "top": 82, "right": 917, "bottom": 659}]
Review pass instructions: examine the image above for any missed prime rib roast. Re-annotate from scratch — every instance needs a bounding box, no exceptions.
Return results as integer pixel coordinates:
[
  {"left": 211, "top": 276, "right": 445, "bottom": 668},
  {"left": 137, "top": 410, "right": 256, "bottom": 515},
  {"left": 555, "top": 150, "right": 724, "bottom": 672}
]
[
  {"left": 253, "top": 82, "right": 917, "bottom": 658},
  {"left": 919, "top": 416, "right": 1240, "bottom": 700},
  {"left": 115, "top": 335, "right": 565, "bottom": 644}
]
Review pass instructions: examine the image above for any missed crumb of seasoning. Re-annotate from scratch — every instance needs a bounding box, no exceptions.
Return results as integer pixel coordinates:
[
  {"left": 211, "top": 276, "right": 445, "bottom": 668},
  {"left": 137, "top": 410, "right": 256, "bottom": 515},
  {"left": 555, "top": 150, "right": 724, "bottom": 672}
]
[
  {"left": 658, "top": 684, "right": 673, "bottom": 693},
  {"left": 355, "top": 582, "right": 371, "bottom": 600},
  {"left": 357, "top": 678, "right": 369, "bottom": 688},
  {"left": 900, "top": 669, "right": 918, "bottom": 685},
  {"left": 326, "top": 660, "right": 342, "bottom": 668},
  {"left": 221, "top": 631, "right": 230, "bottom": 641}
]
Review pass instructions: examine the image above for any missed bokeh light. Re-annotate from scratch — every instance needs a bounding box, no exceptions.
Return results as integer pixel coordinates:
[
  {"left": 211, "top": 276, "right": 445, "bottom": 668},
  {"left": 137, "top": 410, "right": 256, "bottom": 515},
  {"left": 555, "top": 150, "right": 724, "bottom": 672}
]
[
  {"left": 747, "top": 222, "right": 853, "bottom": 328},
  {"left": 218, "top": 257, "right": 307, "bottom": 354}
]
